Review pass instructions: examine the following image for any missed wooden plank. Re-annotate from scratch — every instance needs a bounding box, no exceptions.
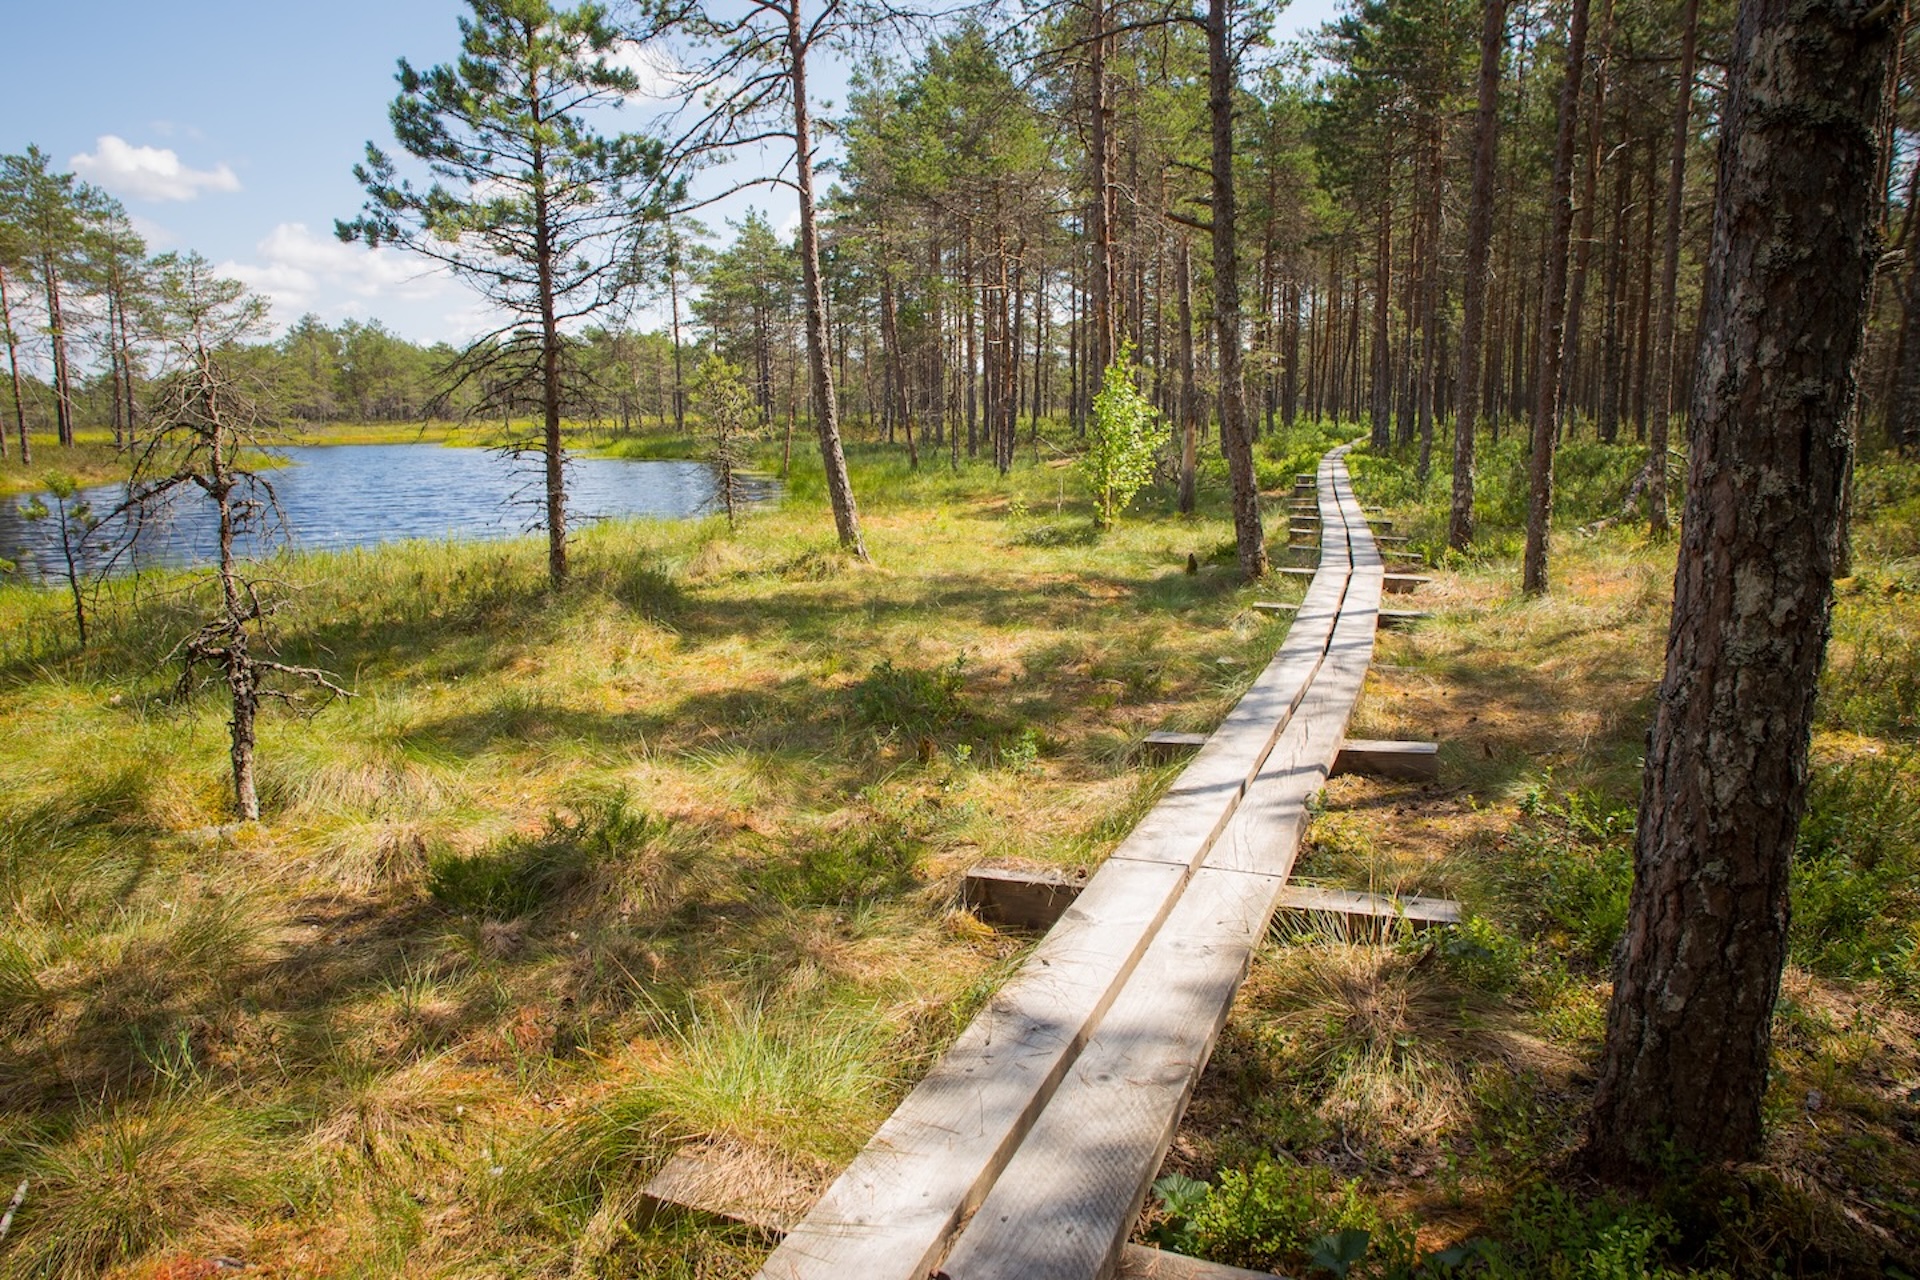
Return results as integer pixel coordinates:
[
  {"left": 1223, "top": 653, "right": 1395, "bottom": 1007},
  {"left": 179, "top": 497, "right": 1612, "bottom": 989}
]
[
  {"left": 643, "top": 1144, "right": 822, "bottom": 1235},
  {"left": 1333, "top": 739, "right": 1439, "bottom": 782},
  {"left": 963, "top": 866, "right": 1087, "bottom": 931},
  {"left": 643, "top": 1147, "right": 1271, "bottom": 1280},
  {"left": 1275, "top": 884, "right": 1461, "bottom": 932},
  {"left": 754, "top": 858, "right": 1190, "bottom": 1280},
  {"left": 1142, "top": 731, "right": 1209, "bottom": 763},
  {"left": 1116, "top": 1246, "right": 1281, "bottom": 1280},
  {"left": 756, "top": 447, "right": 1375, "bottom": 1280},
  {"left": 1379, "top": 609, "right": 1430, "bottom": 629},
  {"left": 942, "top": 565, "right": 1384, "bottom": 1279},
  {"left": 1251, "top": 600, "right": 1297, "bottom": 616},
  {"left": 936, "top": 865, "right": 1291, "bottom": 1280},
  {"left": 1383, "top": 573, "right": 1431, "bottom": 594}
]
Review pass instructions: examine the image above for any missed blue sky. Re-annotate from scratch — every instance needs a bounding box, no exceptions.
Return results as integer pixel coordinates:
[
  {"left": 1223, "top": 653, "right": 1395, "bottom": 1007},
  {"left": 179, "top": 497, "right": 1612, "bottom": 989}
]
[{"left": 1, "top": 0, "right": 1344, "bottom": 346}]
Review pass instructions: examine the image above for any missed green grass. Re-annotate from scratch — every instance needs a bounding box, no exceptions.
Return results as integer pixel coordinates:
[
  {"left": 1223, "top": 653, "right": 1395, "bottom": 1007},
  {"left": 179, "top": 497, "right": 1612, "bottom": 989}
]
[{"left": 0, "top": 418, "right": 1303, "bottom": 1276}]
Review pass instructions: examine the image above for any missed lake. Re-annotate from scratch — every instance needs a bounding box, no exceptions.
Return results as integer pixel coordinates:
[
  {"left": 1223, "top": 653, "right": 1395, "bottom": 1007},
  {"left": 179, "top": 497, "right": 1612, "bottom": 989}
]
[{"left": 0, "top": 444, "right": 771, "bottom": 582}]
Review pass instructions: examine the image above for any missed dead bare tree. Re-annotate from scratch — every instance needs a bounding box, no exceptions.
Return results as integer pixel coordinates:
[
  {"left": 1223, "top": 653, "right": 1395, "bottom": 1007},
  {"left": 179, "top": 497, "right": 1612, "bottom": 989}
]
[{"left": 127, "top": 253, "right": 348, "bottom": 821}]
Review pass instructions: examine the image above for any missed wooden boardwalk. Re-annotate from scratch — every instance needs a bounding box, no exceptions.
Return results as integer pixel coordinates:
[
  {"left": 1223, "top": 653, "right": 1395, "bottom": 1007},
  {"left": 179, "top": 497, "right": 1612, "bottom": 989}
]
[{"left": 753, "top": 447, "right": 1386, "bottom": 1280}]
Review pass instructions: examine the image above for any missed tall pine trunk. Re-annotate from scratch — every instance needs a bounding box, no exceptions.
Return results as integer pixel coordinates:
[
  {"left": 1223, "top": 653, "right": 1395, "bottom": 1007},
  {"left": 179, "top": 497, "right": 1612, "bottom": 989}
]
[
  {"left": 1453, "top": 0, "right": 1506, "bottom": 556},
  {"left": 1209, "top": 0, "right": 1267, "bottom": 580},
  {"left": 788, "top": 0, "right": 868, "bottom": 559},
  {"left": 1646, "top": 0, "right": 1701, "bottom": 533},
  {"left": 1587, "top": 0, "right": 1894, "bottom": 1174},
  {"left": 1521, "top": 0, "right": 1589, "bottom": 596}
]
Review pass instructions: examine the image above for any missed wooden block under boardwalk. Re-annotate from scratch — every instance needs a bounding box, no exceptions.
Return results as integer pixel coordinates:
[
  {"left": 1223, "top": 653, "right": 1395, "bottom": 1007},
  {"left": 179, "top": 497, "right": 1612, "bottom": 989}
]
[
  {"left": 1116, "top": 1245, "right": 1278, "bottom": 1279},
  {"left": 641, "top": 1142, "right": 825, "bottom": 1235},
  {"left": 1251, "top": 600, "right": 1298, "bottom": 616},
  {"left": 1142, "top": 730, "right": 1209, "bottom": 764},
  {"left": 1379, "top": 609, "right": 1431, "bottom": 629},
  {"left": 1275, "top": 884, "right": 1462, "bottom": 935},
  {"left": 1383, "top": 573, "right": 1432, "bottom": 594},
  {"left": 961, "top": 866, "right": 1087, "bottom": 931},
  {"left": 1334, "top": 738, "right": 1439, "bottom": 781}
]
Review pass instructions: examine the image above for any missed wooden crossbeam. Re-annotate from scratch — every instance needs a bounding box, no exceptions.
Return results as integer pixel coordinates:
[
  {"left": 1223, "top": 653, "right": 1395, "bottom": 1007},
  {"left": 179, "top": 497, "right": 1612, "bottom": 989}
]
[
  {"left": 1251, "top": 600, "right": 1297, "bottom": 615},
  {"left": 1333, "top": 738, "right": 1439, "bottom": 781},
  {"left": 963, "top": 866, "right": 1089, "bottom": 931},
  {"left": 1141, "top": 730, "right": 1210, "bottom": 763},
  {"left": 1379, "top": 609, "right": 1430, "bottom": 629},
  {"left": 1383, "top": 573, "right": 1431, "bottom": 594},
  {"left": 1275, "top": 884, "right": 1462, "bottom": 933}
]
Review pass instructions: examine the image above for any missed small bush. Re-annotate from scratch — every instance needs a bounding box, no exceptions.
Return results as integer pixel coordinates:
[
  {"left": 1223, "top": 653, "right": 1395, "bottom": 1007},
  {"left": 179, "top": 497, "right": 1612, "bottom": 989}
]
[
  {"left": 851, "top": 656, "right": 968, "bottom": 738},
  {"left": 1082, "top": 343, "right": 1165, "bottom": 529},
  {"left": 1149, "top": 1161, "right": 1417, "bottom": 1277}
]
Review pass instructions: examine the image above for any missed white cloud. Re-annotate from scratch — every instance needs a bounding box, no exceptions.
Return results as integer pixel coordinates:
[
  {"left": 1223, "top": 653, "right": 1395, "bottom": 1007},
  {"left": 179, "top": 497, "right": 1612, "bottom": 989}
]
[
  {"left": 217, "top": 223, "right": 507, "bottom": 345},
  {"left": 70, "top": 135, "right": 240, "bottom": 203}
]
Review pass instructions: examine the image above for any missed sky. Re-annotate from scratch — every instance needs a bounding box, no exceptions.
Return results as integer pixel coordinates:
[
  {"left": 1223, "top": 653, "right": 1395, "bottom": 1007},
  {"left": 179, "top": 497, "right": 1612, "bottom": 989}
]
[{"left": 0, "top": 0, "right": 1345, "bottom": 348}]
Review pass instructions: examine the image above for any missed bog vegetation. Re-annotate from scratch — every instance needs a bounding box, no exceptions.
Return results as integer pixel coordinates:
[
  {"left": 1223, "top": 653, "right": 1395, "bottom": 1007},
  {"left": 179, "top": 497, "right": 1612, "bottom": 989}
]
[{"left": 3, "top": 0, "right": 1918, "bottom": 1273}]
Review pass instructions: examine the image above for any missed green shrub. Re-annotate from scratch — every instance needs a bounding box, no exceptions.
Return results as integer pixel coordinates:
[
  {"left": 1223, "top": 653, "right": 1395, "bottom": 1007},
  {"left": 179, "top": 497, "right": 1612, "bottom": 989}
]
[
  {"left": 851, "top": 656, "right": 968, "bottom": 737},
  {"left": 1149, "top": 1162, "right": 1418, "bottom": 1277},
  {"left": 1082, "top": 343, "right": 1165, "bottom": 529}
]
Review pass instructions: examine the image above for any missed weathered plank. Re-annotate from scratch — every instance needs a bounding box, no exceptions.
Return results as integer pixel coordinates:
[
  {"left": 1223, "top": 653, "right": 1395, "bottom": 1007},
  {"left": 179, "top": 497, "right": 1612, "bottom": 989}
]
[
  {"left": 962, "top": 866, "right": 1088, "bottom": 931},
  {"left": 936, "top": 865, "right": 1293, "bottom": 1279},
  {"left": 1251, "top": 600, "right": 1298, "bottom": 616},
  {"left": 1333, "top": 739, "right": 1439, "bottom": 782},
  {"left": 1383, "top": 573, "right": 1432, "bottom": 594},
  {"left": 1379, "top": 609, "right": 1431, "bottom": 629},
  {"left": 1275, "top": 884, "right": 1462, "bottom": 933},
  {"left": 643, "top": 1145, "right": 823, "bottom": 1235},
  {"left": 1115, "top": 1247, "right": 1279, "bottom": 1280},
  {"left": 1142, "top": 731, "right": 1210, "bottom": 763}
]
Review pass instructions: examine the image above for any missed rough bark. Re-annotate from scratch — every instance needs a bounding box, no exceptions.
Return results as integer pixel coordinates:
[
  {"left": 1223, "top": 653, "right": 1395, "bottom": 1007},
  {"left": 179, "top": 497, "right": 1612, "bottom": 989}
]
[
  {"left": 789, "top": 0, "right": 868, "bottom": 559},
  {"left": 1521, "top": 0, "right": 1589, "bottom": 595},
  {"left": 1585, "top": 0, "right": 1895, "bottom": 1175},
  {"left": 1209, "top": 0, "right": 1267, "bottom": 579}
]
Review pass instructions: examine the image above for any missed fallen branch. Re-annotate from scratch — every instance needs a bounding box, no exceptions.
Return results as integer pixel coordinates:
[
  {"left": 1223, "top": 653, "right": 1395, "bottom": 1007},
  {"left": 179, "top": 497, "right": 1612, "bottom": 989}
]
[{"left": 0, "top": 1178, "right": 28, "bottom": 1244}]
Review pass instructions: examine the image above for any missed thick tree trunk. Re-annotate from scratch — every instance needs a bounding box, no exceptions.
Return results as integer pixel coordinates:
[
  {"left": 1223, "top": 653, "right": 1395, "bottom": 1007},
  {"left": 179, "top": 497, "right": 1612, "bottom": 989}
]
[
  {"left": 1209, "top": 0, "right": 1267, "bottom": 579},
  {"left": 1586, "top": 0, "right": 1894, "bottom": 1175},
  {"left": 1450, "top": 0, "right": 1507, "bottom": 550},
  {"left": 1647, "top": 0, "right": 1701, "bottom": 533},
  {"left": 1521, "top": 0, "right": 1589, "bottom": 596},
  {"left": 1559, "top": 0, "right": 1614, "bottom": 438},
  {"left": 533, "top": 169, "right": 568, "bottom": 588},
  {"left": 788, "top": 2, "right": 868, "bottom": 559}
]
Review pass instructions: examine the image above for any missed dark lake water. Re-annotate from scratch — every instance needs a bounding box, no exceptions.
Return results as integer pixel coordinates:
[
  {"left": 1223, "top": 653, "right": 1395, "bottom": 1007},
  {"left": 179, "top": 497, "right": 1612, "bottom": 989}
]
[{"left": 0, "top": 444, "right": 771, "bottom": 582}]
